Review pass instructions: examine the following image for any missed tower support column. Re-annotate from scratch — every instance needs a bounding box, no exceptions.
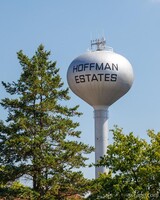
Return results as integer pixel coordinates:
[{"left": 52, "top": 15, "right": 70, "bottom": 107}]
[{"left": 94, "top": 106, "right": 109, "bottom": 178}]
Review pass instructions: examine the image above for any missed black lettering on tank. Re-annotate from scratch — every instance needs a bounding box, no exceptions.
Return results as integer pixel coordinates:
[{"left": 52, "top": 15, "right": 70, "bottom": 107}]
[
  {"left": 105, "top": 74, "right": 110, "bottom": 81},
  {"left": 104, "top": 63, "right": 111, "bottom": 70},
  {"left": 111, "top": 74, "right": 117, "bottom": 81},
  {"left": 85, "top": 74, "right": 91, "bottom": 82},
  {"left": 89, "top": 63, "right": 95, "bottom": 70},
  {"left": 73, "top": 65, "right": 78, "bottom": 73},
  {"left": 97, "top": 74, "right": 103, "bottom": 81},
  {"left": 78, "top": 64, "right": 84, "bottom": 72},
  {"left": 75, "top": 75, "right": 80, "bottom": 83},
  {"left": 91, "top": 74, "right": 98, "bottom": 81},
  {"left": 112, "top": 63, "right": 118, "bottom": 71},
  {"left": 96, "top": 63, "right": 103, "bottom": 70},
  {"left": 84, "top": 63, "right": 89, "bottom": 71},
  {"left": 79, "top": 75, "right": 85, "bottom": 82}
]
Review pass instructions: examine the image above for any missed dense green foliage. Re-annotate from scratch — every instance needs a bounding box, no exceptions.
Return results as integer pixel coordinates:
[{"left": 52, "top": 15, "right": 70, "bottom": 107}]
[
  {"left": 87, "top": 127, "right": 160, "bottom": 200},
  {"left": 0, "top": 45, "right": 159, "bottom": 200},
  {"left": 0, "top": 45, "right": 93, "bottom": 199}
]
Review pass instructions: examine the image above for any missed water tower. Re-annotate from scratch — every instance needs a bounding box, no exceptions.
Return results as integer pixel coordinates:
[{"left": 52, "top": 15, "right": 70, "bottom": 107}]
[{"left": 67, "top": 38, "right": 134, "bottom": 178}]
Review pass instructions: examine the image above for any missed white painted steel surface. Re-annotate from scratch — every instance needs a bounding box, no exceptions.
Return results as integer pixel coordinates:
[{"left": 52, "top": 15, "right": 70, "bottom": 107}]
[
  {"left": 94, "top": 107, "right": 108, "bottom": 178},
  {"left": 67, "top": 50, "right": 134, "bottom": 109}
]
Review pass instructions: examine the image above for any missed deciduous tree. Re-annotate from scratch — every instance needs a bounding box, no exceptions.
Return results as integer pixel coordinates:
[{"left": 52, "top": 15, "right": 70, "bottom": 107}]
[{"left": 88, "top": 127, "right": 160, "bottom": 200}]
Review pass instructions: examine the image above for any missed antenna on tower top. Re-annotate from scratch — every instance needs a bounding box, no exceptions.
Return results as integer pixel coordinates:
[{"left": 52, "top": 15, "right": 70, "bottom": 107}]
[{"left": 91, "top": 37, "right": 106, "bottom": 51}]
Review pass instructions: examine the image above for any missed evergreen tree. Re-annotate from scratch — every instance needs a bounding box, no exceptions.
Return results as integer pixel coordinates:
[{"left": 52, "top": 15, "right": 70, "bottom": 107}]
[{"left": 0, "top": 45, "right": 93, "bottom": 199}]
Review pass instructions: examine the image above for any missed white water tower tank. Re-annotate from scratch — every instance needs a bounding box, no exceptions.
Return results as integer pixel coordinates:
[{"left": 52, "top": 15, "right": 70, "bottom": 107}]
[{"left": 67, "top": 38, "right": 134, "bottom": 178}]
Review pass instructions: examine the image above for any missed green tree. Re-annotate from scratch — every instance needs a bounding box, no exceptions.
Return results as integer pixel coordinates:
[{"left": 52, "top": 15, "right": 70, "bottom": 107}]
[
  {"left": 0, "top": 45, "right": 93, "bottom": 199},
  {"left": 88, "top": 127, "right": 160, "bottom": 200}
]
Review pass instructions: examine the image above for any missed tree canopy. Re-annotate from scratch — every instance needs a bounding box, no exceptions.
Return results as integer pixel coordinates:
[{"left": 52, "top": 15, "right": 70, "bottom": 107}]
[
  {"left": 87, "top": 127, "right": 160, "bottom": 200},
  {"left": 0, "top": 45, "right": 93, "bottom": 199},
  {"left": 0, "top": 44, "right": 160, "bottom": 200}
]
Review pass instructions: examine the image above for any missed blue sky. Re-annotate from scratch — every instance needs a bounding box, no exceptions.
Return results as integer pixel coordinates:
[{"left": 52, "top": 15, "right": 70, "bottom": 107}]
[{"left": 0, "top": 0, "right": 160, "bottom": 179}]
